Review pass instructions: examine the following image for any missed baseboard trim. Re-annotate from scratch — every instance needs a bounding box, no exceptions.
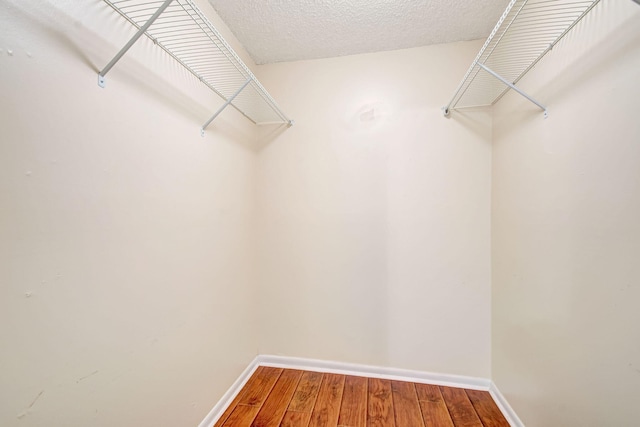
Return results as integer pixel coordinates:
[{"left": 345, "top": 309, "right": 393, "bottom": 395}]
[
  {"left": 489, "top": 381, "right": 525, "bottom": 427},
  {"left": 197, "top": 356, "right": 260, "bottom": 427},
  {"left": 198, "top": 354, "right": 524, "bottom": 427},
  {"left": 256, "top": 354, "right": 491, "bottom": 391}
]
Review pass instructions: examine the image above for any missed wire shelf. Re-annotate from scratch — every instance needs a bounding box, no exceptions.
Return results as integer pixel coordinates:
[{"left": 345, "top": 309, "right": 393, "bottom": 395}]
[
  {"left": 443, "top": 0, "right": 601, "bottom": 115},
  {"left": 100, "top": 0, "right": 292, "bottom": 128}
]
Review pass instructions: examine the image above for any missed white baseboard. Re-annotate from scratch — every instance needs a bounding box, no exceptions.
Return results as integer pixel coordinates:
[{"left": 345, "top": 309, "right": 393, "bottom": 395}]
[
  {"left": 197, "top": 356, "right": 261, "bottom": 427},
  {"left": 256, "top": 354, "right": 491, "bottom": 391},
  {"left": 489, "top": 381, "right": 525, "bottom": 427},
  {"left": 198, "top": 354, "right": 524, "bottom": 427}
]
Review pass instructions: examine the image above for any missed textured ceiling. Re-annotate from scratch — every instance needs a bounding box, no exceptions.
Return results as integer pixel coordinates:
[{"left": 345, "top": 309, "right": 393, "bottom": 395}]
[{"left": 207, "top": 0, "right": 510, "bottom": 64}]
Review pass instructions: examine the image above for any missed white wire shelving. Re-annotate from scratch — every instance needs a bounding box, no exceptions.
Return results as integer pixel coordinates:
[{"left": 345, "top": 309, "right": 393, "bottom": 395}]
[
  {"left": 443, "top": 0, "right": 602, "bottom": 117},
  {"left": 99, "top": 0, "right": 293, "bottom": 134}
]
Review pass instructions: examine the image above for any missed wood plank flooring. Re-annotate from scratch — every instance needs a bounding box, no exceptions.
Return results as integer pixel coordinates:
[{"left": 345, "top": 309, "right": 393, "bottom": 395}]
[{"left": 214, "top": 367, "right": 510, "bottom": 427}]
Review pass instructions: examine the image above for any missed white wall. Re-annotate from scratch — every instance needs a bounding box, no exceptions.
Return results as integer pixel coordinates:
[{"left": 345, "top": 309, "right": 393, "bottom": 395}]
[
  {"left": 492, "top": 1, "right": 640, "bottom": 425},
  {"left": 255, "top": 41, "right": 493, "bottom": 378},
  {"left": 0, "top": 1, "right": 258, "bottom": 426}
]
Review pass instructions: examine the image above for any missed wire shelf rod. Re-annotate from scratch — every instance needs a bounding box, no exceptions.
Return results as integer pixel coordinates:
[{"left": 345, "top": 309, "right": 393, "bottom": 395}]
[
  {"left": 517, "top": 1, "right": 594, "bottom": 11},
  {"left": 507, "top": 20, "right": 583, "bottom": 30}
]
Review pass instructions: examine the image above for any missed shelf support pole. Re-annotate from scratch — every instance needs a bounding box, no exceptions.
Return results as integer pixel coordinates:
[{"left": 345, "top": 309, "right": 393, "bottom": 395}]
[
  {"left": 201, "top": 78, "right": 252, "bottom": 136},
  {"left": 98, "top": 0, "right": 175, "bottom": 88},
  {"left": 477, "top": 62, "right": 548, "bottom": 117}
]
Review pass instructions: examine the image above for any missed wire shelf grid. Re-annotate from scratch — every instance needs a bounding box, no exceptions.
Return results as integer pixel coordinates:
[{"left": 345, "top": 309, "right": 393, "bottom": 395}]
[
  {"left": 444, "top": 0, "right": 601, "bottom": 114},
  {"left": 101, "top": 0, "right": 292, "bottom": 127}
]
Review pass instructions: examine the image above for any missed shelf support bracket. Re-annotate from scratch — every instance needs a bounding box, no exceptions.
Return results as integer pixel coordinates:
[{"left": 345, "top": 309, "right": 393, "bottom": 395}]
[
  {"left": 477, "top": 62, "right": 548, "bottom": 118},
  {"left": 98, "top": 0, "right": 175, "bottom": 88},
  {"left": 201, "top": 78, "right": 253, "bottom": 136}
]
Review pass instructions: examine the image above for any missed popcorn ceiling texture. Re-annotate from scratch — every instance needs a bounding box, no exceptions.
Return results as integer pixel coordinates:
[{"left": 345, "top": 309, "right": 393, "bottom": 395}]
[{"left": 207, "top": 0, "right": 509, "bottom": 64}]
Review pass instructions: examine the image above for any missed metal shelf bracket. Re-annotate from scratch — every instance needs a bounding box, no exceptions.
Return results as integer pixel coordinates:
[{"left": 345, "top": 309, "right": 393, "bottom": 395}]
[
  {"left": 201, "top": 78, "right": 252, "bottom": 136},
  {"left": 477, "top": 62, "right": 547, "bottom": 118},
  {"left": 98, "top": 0, "right": 174, "bottom": 88}
]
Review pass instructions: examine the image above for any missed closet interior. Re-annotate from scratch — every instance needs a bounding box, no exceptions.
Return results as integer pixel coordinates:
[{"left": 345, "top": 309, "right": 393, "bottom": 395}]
[{"left": 1, "top": 0, "right": 639, "bottom": 426}]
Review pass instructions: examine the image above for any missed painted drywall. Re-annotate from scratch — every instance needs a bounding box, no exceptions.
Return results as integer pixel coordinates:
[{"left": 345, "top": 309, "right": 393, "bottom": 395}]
[
  {"left": 492, "top": 1, "right": 640, "bottom": 425},
  {"left": 255, "top": 41, "right": 492, "bottom": 378},
  {"left": 0, "top": 1, "right": 259, "bottom": 426}
]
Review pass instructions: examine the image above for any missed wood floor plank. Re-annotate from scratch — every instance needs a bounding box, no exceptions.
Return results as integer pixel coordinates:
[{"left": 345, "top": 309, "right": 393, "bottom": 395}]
[
  {"left": 337, "top": 375, "right": 368, "bottom": 427},
  {"left": 251, "top": 369, "right": 303, "bottom": 427},
  {"left": 415, "top": 384, "right": 444, "bottom": 403},
  {"left": 288, "top": 371, "right": 324, "bottom": 413},
  {"left": 215, "top": 367, "right": 283, "bottom": 427},
  {"left": 215, "top": 393, "right": 247, "bottom": 427},
  {"left": 419, "top": 401, "right": 456, "bottom": 427},
  {"left": 239, "top": 366, "right": 285, "bottom": 406},
  {"left": 280, "top": 410, "right": 312, "bottom": 427},
  {"left": 222, "top": 404, "right": 261, "bottom": 427},
  {"left": 415, "top": 384, "right": 454, "bottom": 427},
  {"left": 217, "top": 369, "right": 510, "bottom": 427},
  {"left": 391, "top": 381, "right": 425, "bottom": 427},
  {"left": 367, "top": 378, "right": 395, "bottom": 427},
  {"left": 439, "top": 387, "right": 483, "bottom": 427},
  {"left": 308, "top": 374, "right": 346, "bottom": 427},
  {"left": 465, "top": 390, "right": 510, "bottom": 427}
]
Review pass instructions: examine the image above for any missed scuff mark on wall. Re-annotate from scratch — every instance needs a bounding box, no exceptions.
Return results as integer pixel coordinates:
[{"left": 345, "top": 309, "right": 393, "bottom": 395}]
[
  {"left": 17, "top": 390, "right": 44, "bottom": 419},
  {"left": 76, "top": 370, "right": 99, "bottom": 383}
]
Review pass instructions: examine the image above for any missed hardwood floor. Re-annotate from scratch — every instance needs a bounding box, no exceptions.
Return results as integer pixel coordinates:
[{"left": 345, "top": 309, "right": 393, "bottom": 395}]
[{"left": 213, "top": 367, "right": 510, "bottom": 427}]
